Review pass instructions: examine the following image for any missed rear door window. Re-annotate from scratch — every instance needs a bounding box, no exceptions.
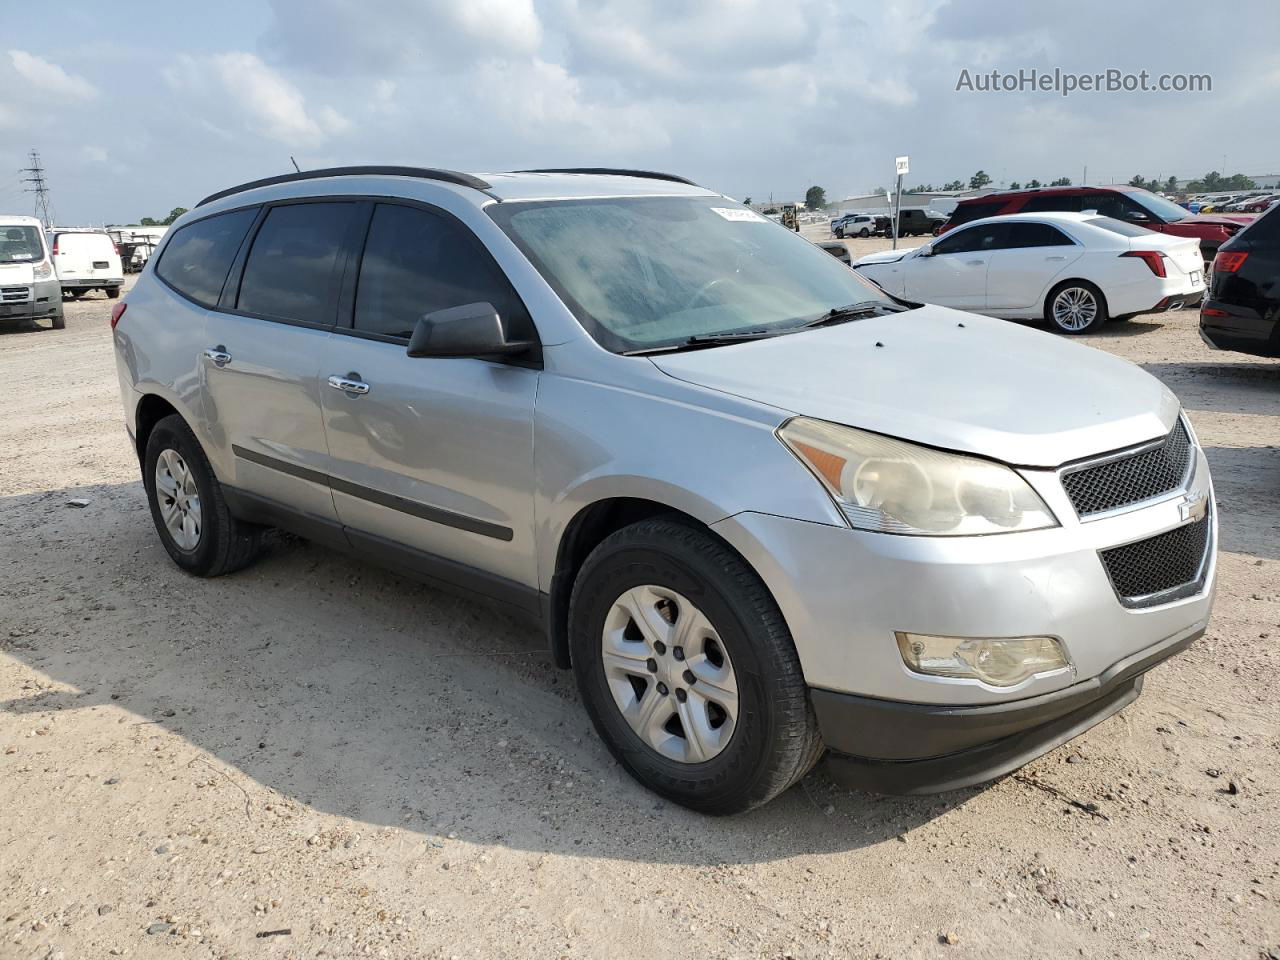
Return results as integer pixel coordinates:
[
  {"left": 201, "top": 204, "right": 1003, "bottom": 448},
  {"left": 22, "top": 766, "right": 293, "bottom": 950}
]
[
  {"left": 237, "top": 202, "right": 356, "bottom": 325},
  {"left": 1020, "top": 194, "right": 1082, "bottom": 214},
  {"left": 155, "top": 208, "right": 257, "bottom": 307},
  {"left": 946, "top": 201, "right": 1005, "bottom": 227},
  {"left": 1006, "top": 223, "right": 1074, "bottom": 247},
  {"left": 353, "top": 202, "right": 533, "bottom": 342}
]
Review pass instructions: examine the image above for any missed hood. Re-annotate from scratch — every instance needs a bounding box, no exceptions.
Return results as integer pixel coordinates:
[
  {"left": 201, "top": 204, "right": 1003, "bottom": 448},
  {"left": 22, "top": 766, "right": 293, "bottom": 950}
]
[
  {"left": 853, "top": 248, "right": 912, "bottom": 266},
  {"left": 0, "top": 261, "right": 37, "bottom": 284},
  {"left": 650, "top": 306, "right": 1179, "bottom": 468},
  {"left": 1185, "top": 213, "right": 1254, "bottom": 228}
]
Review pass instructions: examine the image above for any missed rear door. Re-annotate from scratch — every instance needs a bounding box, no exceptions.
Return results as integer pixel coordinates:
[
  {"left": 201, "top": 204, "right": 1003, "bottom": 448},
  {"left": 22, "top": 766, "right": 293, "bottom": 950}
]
[
  {"left": 54, "top": 233, "right": 121, "bottom": 284},
  {"left": 202, "top": 199, "right": 361, "bottom": 524},
  {"left": 318, "top": 200, "right": 541, "bottom": 606},
  {"left": 905, "top": 222, "right": 1007, "bottom": 307},
  {"left": 986, "top": 221, "right": 1083, "bottom": 311}
]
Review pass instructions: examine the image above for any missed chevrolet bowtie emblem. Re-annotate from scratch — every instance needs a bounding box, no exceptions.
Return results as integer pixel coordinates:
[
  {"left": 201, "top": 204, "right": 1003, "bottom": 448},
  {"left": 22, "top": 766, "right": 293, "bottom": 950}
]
[{"left": 1179, "top": 490, "right": 1208, "bottom": 523}]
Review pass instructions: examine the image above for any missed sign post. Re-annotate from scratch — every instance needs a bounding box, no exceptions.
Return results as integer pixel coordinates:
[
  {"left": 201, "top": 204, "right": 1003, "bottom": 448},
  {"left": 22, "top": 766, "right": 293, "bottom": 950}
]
[{"left": 893, "top": 155, "right": 909, "bottom": 250}]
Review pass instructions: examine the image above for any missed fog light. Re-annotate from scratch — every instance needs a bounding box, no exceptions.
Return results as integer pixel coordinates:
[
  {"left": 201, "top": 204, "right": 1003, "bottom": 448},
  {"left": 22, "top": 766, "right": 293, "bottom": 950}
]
[{"left": 895, "top": 632, "right": 1070, "bottom": 687}]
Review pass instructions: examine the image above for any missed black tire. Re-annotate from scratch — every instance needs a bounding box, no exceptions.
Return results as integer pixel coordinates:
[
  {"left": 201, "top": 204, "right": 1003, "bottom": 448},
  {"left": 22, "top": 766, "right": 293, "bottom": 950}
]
[
  {"left": 858, "top": 228, "right": 870, "bottom": 238},
  {"left": 833, "top": 229, "right": 844, "bottom": 239},
  {"left": 1045, "top": 279, "right": 1108, "bottom": 334},
  {"left": 106, "top": 287, "right": 121, "bottom": 299},
  {"left": 143, "top": 414, "right": 264, "bottom": 577},
  {"left": 569, "top": 517, "right": 822, "bottom": 815},
  {"left": 50, "top": 310, "right": 65, "bottom": 330}
]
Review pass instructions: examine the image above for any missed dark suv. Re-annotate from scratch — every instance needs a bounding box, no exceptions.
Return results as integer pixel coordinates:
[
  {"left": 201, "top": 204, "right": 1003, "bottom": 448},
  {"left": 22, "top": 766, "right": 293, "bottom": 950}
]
[
  {"left": 942, "top": 186, "right": 1253, "bottom": 263},
  {"left": 1199, "top": 203, "right": 1280, "bottom": 357}
]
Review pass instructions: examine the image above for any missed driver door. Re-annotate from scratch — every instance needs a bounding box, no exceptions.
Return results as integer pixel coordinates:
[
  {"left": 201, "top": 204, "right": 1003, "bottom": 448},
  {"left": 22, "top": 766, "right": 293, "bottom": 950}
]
[
  {"left": 905, "top": 222, "right": 1008, "bottom": 308},
  {"left": 319, "top": 201, "right": 542, "bottom": 607}
]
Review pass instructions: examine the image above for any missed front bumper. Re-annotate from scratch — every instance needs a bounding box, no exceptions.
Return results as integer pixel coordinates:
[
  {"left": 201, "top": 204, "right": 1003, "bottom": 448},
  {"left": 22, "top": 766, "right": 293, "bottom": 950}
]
[{"left": 816, "top": 625, "right": 1199, "bottom": 793}]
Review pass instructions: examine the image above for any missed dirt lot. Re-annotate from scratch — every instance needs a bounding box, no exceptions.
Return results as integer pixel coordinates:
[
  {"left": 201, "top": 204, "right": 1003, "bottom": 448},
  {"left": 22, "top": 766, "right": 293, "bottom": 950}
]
[{"left": 2, "top": 263, "right": 1278, "bottom": 960}]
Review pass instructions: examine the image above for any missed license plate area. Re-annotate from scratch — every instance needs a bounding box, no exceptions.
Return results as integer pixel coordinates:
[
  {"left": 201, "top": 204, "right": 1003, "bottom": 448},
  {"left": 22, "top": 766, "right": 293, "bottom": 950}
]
[{"left": 1189, "top": 271, "right": 1201, "bottom": 284}]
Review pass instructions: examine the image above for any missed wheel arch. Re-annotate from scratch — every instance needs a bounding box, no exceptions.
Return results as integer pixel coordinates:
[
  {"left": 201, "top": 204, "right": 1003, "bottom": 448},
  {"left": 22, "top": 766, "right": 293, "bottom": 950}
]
[
  {"left": 1044, "top": 277, "right": 1110, "bottom": 325},
  {"left": 133, "top": 392, "right": 183, "bottom": 465},
  {"left": 545, "top": 496, "right": 766, "bottom": 669}
]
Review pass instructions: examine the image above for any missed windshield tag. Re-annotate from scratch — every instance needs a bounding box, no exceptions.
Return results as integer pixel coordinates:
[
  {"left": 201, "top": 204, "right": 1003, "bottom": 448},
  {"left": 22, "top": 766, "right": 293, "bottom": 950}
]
[{"left": 711, "top": 207, "right": 767, "bottom": 223}]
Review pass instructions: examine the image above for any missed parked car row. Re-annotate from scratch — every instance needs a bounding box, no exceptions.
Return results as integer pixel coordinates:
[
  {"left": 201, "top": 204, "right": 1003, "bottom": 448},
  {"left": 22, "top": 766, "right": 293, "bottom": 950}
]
[
  {"left": 1186, "top": 193, "right": 1279, "bottom": 214},
  {"left": 831, "top": 208, "right": 948, "bottom": 239},
  {"left": 0, "top": 218, "right": 125, "bottom": 329}
]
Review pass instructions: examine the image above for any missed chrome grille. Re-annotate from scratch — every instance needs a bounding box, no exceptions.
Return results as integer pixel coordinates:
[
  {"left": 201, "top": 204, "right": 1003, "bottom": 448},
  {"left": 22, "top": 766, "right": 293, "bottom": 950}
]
[
  {"left": 1100, "top": 515, "right": 1211, "bottom": 608},
  {"left": 1062, "top": 420, "right": 1192, "bottom": 517},
  {"left": 1, "top": 286, "right": 31, "bottom": 303}
]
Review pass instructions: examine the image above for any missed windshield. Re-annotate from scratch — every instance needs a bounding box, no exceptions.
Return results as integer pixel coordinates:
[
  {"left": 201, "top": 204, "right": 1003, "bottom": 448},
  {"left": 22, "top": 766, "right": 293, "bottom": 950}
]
[
  {"left": 1128, "top": 190, "right": 1190, "bottom": 223},
  {"left": 0, "top": 226, "right": 45, "bottom": 263},
  {"left": 488, "top": 196, "right": 896, "bottom": 352}
]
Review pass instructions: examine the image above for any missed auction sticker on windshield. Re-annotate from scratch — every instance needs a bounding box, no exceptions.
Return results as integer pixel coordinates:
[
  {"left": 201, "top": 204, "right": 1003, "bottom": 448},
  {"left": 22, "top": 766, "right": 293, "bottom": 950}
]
[{"left": 711, "top": 207, "right": 768, "bottom": 222}]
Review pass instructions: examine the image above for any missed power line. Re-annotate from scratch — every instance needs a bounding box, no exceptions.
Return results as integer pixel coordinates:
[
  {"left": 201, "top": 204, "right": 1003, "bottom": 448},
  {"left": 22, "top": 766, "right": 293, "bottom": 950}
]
[{"left": 21, "top": 149, "right": 54, "bottom": 229}]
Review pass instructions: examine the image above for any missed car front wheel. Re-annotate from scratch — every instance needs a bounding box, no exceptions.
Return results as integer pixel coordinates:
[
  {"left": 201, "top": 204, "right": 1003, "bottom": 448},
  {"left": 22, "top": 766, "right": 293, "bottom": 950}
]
[
  {"left": 143, "top": 414, "right": 264, "bottom": 576},
  {"left": 1047, "top": 280, "right": 1108, "bottom": 334},
  {"left": 569, "top": 517, "right": 822, "bottom": 815}
]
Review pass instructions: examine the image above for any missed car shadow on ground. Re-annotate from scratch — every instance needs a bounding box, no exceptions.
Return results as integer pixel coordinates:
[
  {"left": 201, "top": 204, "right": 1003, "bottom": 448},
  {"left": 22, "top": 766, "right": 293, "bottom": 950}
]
[{"left": 0, "top": 481, "right": 970, "bottom": 866}]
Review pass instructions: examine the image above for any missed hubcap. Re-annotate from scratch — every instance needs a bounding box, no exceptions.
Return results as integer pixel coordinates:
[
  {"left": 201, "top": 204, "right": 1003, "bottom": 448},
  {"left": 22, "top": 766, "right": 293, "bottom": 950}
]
[
  {"left": 601, "top": 585, "right": 739, "bottom": 764},
  {"left": 1052, "top": 287, "right": 1098, "bottom": 331},
  {"left": 154, "top": 449, "right": 202, "bottom": 551}
]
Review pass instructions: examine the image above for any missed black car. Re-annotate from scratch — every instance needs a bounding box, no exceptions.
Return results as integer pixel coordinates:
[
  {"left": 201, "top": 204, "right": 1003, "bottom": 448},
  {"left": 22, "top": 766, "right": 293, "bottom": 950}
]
[{"left": 1200, "top": 203, "right": 1280, "bottom": 357}]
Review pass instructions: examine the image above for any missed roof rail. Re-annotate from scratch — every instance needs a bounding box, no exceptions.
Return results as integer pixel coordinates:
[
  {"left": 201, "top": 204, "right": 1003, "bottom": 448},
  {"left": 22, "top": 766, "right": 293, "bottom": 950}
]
[
  {"left": 514, "top": 167, "right": 699, "bottom": 186},
  {"left": 195, "top": 165, "right": 491, "bottom": 207}
]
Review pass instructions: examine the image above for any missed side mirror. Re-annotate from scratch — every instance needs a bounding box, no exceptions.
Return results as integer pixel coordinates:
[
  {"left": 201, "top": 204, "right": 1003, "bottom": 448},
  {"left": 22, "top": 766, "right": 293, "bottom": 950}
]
[
  {"left": 1127, "top": 211, "right": 1151, "bottom": 222},
  {"left": 916, "top": 244, "right": 934, "bottom": 257},
  {"left": 406, "top": 302, "right": 532, "bottom": 359}
]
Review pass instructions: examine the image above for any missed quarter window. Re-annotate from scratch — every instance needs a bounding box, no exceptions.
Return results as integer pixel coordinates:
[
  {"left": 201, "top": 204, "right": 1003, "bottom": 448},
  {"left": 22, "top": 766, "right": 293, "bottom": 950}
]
[
  {"left": 237, "top": 202, "right": 355, "bottom": 325},
  {"left": 155, "top": 208, "right": 257, "bottom": 307},
  {"left": 353, "top": 203, "right": 531, "bottom": 341}
]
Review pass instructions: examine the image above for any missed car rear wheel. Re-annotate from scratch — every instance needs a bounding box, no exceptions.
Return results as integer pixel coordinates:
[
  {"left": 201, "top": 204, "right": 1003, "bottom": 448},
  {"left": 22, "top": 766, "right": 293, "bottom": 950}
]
[
  {"left": 858, "top": 228, "right": 870, "bottom": 238},
  {"left": 143, "top": 414, "right": 264, "bottom": 577},
  {"left": 1047, "top": 280, "right": 1108, "bottom": 334},
  {"left": 569, "top": 517, "right": 822, "bottom": 815},
  {"left": 106, "top": 287, "right": 120, "bottom": 300}
]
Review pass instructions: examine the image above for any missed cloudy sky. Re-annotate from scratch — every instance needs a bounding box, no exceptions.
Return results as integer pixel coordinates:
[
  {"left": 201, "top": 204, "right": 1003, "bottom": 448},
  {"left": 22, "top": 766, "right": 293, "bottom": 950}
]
[{"left": 3, "top": 0, "right": 1277, "bottom": 224}]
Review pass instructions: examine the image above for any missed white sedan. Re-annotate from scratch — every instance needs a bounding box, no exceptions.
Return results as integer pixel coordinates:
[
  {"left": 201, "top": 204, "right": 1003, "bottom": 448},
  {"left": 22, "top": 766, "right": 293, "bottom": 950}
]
[{"left": 852, "top": 212, "right": 1205, "bottom": 334}]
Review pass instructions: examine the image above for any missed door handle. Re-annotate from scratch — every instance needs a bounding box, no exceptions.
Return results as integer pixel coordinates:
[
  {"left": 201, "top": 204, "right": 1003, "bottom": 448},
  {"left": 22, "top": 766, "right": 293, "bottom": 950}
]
[
  {"left": 327, "top": 374, "right": 370, "bottom": 396},
  {"left": 204, "top": 346, "right": 232, "bottom": 367},
  {"left": 1045, "top": 255, "right": 1067, "bottom": 261},
  {"left": 965, "top": 259, "right": 985, "bottom": 266}
]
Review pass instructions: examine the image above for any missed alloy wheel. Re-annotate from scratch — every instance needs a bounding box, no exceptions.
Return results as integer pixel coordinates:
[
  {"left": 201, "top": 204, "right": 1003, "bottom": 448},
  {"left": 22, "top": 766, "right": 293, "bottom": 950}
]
[
  {"left": 1052, "top": 287, "right": 1098, "bottom": 331},
  {"left": 154, "top": 448, "right": 202, "bottom": 550},
  {"left": 600, "top": 585, "right": 739, "bottom": 764}
]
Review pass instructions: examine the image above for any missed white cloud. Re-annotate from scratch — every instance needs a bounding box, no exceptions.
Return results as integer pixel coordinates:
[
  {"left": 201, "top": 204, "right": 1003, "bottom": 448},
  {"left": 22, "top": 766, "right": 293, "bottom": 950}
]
[
  {"left": 7, "top": 50, "right": 98, "bottom": 101},
  {"left": 164, "top": 52, "right": 348, "bottom": 146}
]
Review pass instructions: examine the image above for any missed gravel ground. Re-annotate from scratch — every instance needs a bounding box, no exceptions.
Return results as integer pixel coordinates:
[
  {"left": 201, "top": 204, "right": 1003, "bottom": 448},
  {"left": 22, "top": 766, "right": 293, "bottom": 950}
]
[{"left": 1, "top": 265, "right": 1278, "bottom": 960}]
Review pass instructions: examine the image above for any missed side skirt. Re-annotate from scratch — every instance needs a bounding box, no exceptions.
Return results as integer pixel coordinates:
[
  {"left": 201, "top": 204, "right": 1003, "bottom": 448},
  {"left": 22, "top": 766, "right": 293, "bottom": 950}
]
[{"left": 222, "top": 486, "right": 542, "bottom": 627}]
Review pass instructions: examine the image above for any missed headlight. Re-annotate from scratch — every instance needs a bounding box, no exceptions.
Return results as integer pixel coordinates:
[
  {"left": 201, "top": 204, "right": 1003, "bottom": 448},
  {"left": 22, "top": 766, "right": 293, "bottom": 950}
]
[
  {"left": 778, "top": 417, "right": 1057, "bottom": 535},
  {"left": 896, "top": 632, "right": 1071, "bottom": 687},
  {"left": 33, "top": 260, "right": 53, "bottom": 280}
]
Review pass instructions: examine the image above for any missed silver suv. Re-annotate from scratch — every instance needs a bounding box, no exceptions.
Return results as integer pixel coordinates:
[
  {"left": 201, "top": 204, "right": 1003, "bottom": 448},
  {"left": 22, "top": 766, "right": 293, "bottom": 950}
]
[{"left": 113, "top": 166, "right": 1216, "bottom": 813}]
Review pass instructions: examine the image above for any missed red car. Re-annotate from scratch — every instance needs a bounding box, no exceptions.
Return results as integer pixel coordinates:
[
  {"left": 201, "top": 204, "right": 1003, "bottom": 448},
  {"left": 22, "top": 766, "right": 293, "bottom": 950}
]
[
  {"left": 1243, "top": 195, "right": 1280, "bottom": 213},
  {"left": 940, "top": 185, "right": 1254, "bottom": 262}
]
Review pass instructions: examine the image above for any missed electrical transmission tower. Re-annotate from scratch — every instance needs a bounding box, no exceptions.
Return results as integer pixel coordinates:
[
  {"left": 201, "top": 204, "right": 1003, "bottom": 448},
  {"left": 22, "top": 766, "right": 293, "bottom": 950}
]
[{"left": 21, "top": 149, "right": 55, "bottom": 229}]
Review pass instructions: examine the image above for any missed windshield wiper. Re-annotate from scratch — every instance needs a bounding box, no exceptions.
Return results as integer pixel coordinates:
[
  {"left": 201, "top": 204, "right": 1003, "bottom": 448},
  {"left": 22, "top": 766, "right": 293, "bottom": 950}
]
[
  {"left": 801, "top": 300, "right": 907, "bottom": 328},
  {"left": 623, "top": 329, "right": 783, "bottom": 355}
]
